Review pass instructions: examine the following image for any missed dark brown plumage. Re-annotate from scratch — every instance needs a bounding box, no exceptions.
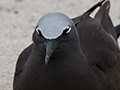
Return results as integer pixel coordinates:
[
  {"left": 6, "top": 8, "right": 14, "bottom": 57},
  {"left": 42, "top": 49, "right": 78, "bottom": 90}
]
[{"left": 13, "top": 0, "right": 120, "bottom": 90}]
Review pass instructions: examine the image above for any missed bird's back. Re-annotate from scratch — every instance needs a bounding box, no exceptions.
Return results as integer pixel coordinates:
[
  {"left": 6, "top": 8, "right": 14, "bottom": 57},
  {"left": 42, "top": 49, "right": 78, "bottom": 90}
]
[{"left": 76, "top": 15, "right": 120, "bottom": 90}]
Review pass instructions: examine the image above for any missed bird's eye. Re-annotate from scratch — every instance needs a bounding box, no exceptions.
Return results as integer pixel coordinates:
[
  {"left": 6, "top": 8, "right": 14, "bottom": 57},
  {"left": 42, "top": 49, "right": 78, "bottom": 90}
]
[
  {"left": 63, "top": 25, "right": 71, "bottom": 35},
  {"left": 36, "top": 26, "right": 41, "bottom": 35}
]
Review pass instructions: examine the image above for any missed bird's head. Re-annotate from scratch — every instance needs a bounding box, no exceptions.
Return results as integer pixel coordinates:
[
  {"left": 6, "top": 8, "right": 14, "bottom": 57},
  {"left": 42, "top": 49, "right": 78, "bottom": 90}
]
[{"left": 32, "top": 12, "right": 79, "bottom": 65}]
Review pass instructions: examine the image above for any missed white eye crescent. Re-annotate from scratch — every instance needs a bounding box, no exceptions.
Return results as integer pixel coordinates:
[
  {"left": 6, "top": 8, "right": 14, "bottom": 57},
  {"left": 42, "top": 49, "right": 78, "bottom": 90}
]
[
  {"left": 63, "top": 25, "right": 71, "bottom": 34},
  {"left": 66, "top": 26, "right": 71, "bottom": 34},
  {"left": 36, "top": 26, "right": 41, "bottom": 34}
]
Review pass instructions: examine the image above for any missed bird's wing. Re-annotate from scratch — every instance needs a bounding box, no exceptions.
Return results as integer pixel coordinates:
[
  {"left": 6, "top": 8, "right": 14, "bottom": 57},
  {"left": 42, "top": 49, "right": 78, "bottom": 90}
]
[
  {"left": 115, "top": 24, "right": 120, "bottom": 38},
  {"left": 108, "top": 16, "right": 117, "bottom": 40},
  {"left": 72, "top": 0, "right": 105, "bottom": 25},
  {"left": 94, "top": 1, "right": 110, "bottom": 34},
  {"left": 13, "top": 44, "right": 33, "bottom": 89}
]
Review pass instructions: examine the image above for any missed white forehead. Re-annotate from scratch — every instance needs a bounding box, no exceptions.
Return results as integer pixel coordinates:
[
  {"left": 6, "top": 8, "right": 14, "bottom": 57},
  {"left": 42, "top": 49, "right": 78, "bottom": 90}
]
[{"left": 37, "top": 12, "right": 73, "bottom": 39}]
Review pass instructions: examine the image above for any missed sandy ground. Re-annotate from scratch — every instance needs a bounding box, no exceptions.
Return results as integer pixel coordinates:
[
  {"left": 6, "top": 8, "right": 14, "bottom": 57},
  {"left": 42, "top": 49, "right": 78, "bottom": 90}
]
[{"left": 0, "top": 0, "right": 120, "bottom": 90}]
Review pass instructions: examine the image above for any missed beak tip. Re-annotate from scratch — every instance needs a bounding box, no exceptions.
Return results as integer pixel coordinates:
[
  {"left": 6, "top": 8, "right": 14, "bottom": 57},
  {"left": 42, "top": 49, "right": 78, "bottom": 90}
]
[
  {"left": 45, "top": 39, "right": 61, "bottom": 66},
  {"left": 45, "top": 55, "right": 49, "bottom": 66}
]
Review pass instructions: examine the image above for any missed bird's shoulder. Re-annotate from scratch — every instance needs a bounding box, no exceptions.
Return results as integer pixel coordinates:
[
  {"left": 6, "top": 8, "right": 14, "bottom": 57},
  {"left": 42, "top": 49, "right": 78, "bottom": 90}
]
[
  {"left": 13, "top": 44, "right": 33, "bottom": 89},
  {"left": 15, "top": 44, "right": 33, "bottom": 76}
]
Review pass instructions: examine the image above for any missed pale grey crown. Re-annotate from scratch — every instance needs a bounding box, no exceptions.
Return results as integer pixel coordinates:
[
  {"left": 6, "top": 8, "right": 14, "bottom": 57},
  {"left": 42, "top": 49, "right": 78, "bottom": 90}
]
[{"left": 36, "top": 12, "right": 74, "bottom": 39}]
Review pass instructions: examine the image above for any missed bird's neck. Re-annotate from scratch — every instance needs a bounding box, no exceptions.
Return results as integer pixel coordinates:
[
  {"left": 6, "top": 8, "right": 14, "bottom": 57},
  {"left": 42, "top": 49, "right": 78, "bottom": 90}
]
[{"left": 28, "top": 42, "right": 84, "bottom": 65}]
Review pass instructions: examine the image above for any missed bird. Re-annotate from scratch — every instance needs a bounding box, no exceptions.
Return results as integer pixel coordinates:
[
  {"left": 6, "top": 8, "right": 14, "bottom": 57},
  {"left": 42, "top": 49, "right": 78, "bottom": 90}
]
[
  {"left": 13, "top": 1, "right": 120, "bottom": 90},
  {"left": 13, "top": 12, "right": 101, "bottom": 90}
]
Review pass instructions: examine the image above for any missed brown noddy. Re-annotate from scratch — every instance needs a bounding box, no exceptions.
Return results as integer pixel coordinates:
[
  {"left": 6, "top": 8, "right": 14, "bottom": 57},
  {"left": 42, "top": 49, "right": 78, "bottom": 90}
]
[
  {"left": 13, "top": 12, "right": 115, "bottom": 90},
  {"left": 13, "top": 1, "right": 120, "bottom": 90}
]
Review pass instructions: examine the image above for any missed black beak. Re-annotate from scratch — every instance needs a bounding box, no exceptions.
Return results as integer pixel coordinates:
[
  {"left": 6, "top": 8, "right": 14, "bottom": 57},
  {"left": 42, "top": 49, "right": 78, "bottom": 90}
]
[{"left": 45, "top": 39, "right": 61, "bottom": 65}]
